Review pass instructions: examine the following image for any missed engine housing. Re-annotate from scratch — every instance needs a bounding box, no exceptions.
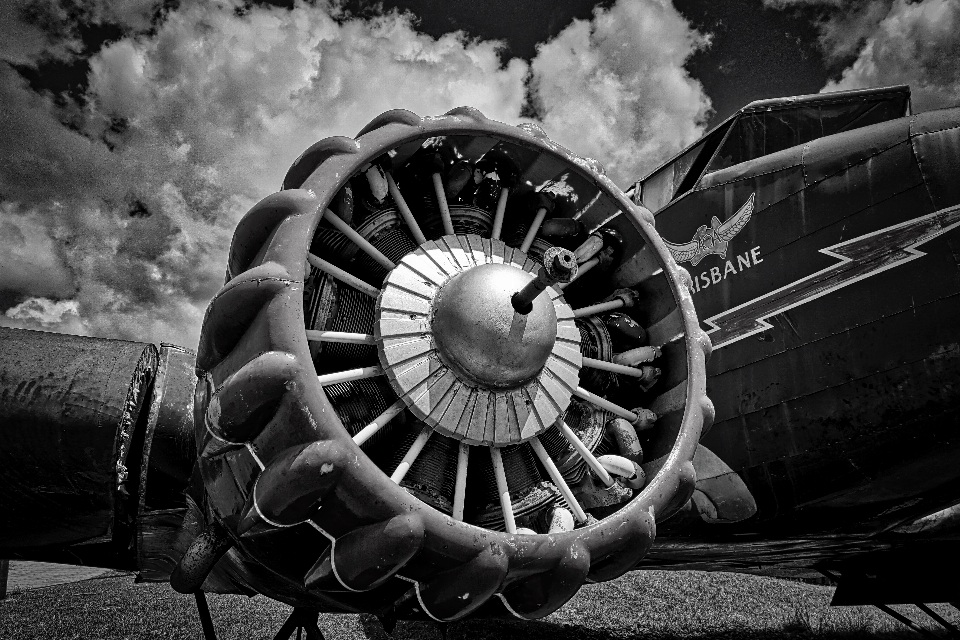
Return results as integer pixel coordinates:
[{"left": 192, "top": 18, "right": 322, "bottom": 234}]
[{"left": 185, "top": 107, "right": 712, "bottom": 621}]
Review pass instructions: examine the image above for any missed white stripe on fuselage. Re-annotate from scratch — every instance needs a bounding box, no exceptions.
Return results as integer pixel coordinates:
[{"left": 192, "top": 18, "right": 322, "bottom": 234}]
[{"left": 704, "top": 203, "right": 960, "bottom": 349}]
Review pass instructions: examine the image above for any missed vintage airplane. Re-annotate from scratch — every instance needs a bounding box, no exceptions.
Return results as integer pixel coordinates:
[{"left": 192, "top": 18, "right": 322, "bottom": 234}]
[{"left": 1, "top": 84, "right": 958, "bottom": 638}]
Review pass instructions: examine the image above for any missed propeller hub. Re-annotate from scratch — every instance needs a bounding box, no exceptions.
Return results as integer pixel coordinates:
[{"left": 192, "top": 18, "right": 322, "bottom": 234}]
[
  {"left": 432, "top": 263, "right": 557, "bottom": 389},
  {"left": 376, "top": 234, "right": 581, "bottom": 445}
]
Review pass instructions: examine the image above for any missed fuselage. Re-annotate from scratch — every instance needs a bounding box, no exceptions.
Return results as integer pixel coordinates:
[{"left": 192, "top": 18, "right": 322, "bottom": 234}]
[{"left": 640, "top": 86, "right": 960, "bottom": 573}]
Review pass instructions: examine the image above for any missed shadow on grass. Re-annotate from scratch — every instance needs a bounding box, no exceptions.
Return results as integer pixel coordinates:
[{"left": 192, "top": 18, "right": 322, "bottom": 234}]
[
  {"left": 1, "top": 572, "right": 942, "bottom": 640},
  {"left": 358, "top": 613, "right": 912, "bottom": 640}
]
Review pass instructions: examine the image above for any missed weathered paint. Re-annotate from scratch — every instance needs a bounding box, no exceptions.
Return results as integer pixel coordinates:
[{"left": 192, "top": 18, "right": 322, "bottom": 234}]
[
  {"left": 642, "top": 94, "right": 960, "bottom": 584},
  {"left": 0, "top": 327, "right": 156, "bottom": 557}
]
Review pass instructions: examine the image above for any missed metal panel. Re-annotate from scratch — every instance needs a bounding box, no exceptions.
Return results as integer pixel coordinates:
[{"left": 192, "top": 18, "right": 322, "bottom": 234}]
[
  {"left": 140, "top": 344, "right": 197, "bottom": 512},
  {"left": 912, "top": 106, "right": 960, "bottom": 210},
  {"left": 0, "top": 327, "right": 157, "bottom": 550},
  {"left": 802, "top": 116, "right": 912, "bottom": 186}
]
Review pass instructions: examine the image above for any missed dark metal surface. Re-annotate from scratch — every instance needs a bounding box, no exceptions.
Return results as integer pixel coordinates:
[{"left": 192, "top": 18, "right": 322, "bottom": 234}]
[
  {"left": 195, "top": 592, "right": 219, "bottom": 640},
  {"left": 0, "top": 559, "right": 8, "bottom": 600},
  {"left": 0, "top": 327, "right": 157, "bottom": 555},
  {"left": 636, "top": 87, "right": 960, "bottom": 590},
  {"left": 171, "top": 519, "right": 234, "bottom": 594},
  {"left": 140, "top": 344, "right": 197, "bottom": 512},
  {"left": 664, "top": 106, "right": 960, "bottom": 535},
  {"left": 137, "top": 344, "right": 200, "bottom": 581}
]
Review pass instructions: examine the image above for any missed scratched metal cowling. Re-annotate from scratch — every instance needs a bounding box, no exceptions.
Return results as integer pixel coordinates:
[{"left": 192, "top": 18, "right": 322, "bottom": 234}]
[{"left": 189, "top": 107, "right": 712, "bottom": 620}]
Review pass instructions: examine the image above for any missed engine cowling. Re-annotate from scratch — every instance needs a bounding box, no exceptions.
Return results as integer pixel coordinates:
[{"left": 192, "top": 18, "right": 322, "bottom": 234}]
[{"left": 185, "top": 107, "right": 712, "bottom": 620}]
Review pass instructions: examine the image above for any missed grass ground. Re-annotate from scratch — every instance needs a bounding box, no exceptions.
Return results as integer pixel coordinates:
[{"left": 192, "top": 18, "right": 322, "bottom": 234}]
[{"left": 1, "top": 569, "right": 954, "bottom": 639}]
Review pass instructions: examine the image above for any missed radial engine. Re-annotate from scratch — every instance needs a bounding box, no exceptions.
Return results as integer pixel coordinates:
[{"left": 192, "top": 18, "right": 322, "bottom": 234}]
[
  {"left": 176, "top": 107, "right": 713, "bottom": 620},
  {"left": 0, "top": 106, "right": 713, "bottom": 623}
]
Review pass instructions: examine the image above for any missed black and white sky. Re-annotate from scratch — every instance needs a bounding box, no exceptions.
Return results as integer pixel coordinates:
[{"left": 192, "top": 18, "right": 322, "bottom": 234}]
[{"left": 2, "top": 0, "right": 958, "bottom": 346}]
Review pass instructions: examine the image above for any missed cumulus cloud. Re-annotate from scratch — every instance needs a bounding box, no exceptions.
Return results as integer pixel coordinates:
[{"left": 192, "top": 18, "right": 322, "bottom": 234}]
[
  {"left": 4, "top": 298, "right": 84, "bottom": 334},
  {"left": 765, "top": 0, "right": 960, "bottom": 111},
  {"left": 530, "top": 0, "right": 711, "bottom": 185},
  {"left": 0, "top": 0, "right": 709, "bottom": 347},
  {"left": 0, "top": 207, "right": 76, "bottom": 300},
  {"left": 0, "top": 0, "right": 159, "bottom": 65},
  {"left": 822, "top": 0, "right": 960, "bottom": 111}
]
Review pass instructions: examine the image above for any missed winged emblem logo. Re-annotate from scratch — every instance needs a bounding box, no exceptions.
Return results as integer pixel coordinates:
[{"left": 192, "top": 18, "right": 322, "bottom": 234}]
[{"left": 663, "top": 193, "right": 755, "bottom": 266}]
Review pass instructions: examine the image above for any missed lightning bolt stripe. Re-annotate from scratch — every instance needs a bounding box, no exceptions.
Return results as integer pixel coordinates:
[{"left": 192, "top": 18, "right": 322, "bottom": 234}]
[{"left": 706, "top": 203, "right": 960, "bottom": 349}]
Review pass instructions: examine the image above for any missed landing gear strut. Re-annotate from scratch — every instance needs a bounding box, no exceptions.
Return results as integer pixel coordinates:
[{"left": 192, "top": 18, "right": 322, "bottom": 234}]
[
  {"left": 193, "top": 593, "right": 326, "bottom": 640},
  {"left": 272, "top": 608, "right": 325, "bottom": 640},
  {"left": 195, "top": 592, "right": 218, "bottom": 640}
]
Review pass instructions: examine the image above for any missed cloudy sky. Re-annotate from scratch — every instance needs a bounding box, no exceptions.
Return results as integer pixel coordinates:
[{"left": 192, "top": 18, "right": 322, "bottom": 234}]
[{"left": 2, "top": 0, "right": 958, "bottom": 347}]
